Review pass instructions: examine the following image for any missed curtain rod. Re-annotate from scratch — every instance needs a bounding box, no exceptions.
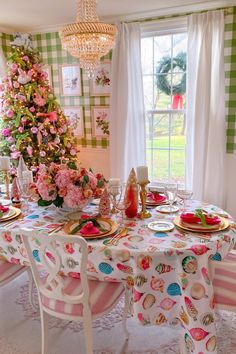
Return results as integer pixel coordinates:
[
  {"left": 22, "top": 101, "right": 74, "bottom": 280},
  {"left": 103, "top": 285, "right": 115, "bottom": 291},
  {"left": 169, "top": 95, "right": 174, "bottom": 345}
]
[{"left": 125, "top": 6, "right": 233, "bottom": 24}]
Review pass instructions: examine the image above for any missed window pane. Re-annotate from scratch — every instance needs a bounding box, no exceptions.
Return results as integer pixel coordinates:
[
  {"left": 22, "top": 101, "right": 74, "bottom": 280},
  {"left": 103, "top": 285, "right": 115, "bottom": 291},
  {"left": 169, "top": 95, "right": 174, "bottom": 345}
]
[
  {"left": 170, "top": 150, "right": 185, "bottom": 183},
  {"left": 143, "top": 75, "right": 154, "bottom": 110},
  {"left": 170, "top": 114, "right": 186, "bottom": 149},
  {"left": 142, "top": 31, "right": 187, "bottom": 183},
  {"left": 155, "top": 75, "right": 171, "bottom": 109},
  {"left": 154, "top": 35, "right": 171, "bottom": 65},
  {"left": 141, "top": 37, "right": 153, "bottom": 75}
]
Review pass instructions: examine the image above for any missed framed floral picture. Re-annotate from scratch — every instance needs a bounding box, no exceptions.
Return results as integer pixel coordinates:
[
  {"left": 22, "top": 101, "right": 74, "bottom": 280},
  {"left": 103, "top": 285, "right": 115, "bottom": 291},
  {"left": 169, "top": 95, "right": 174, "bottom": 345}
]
[
  {"left": 90, "top": 61, "right": 111, "bottom": 96},
  {"left": 63, "top": 106, "right": 84, "bottom": 137},
  {"left": 59, "top": 64, "right": 82, "bottom": 96},
  {"left": 43, "top": 64, "right": 52, "bottom": 86},
  {"left": 91, "top": 106, "right": 110, "bottom": 137}
]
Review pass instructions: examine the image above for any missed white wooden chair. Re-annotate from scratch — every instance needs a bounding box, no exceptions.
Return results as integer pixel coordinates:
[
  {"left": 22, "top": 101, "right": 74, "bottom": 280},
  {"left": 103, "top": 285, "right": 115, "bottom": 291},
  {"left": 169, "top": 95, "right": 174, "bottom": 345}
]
[
  {"left": 210, "top": 249, "right": 236, "bottom": 311},
  {"left": 21, "top": 230, "right": 129, "bottom": 354},
  {"left": 0, "top": 258, "right": 34, "bottom": 306}
]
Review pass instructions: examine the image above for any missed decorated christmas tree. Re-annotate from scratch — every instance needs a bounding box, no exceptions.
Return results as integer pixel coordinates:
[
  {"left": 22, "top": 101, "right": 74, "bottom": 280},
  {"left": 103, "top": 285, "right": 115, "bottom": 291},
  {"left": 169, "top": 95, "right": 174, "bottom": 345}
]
[{"left": 0, "top": 45, "right": 78, "bottom": 171}]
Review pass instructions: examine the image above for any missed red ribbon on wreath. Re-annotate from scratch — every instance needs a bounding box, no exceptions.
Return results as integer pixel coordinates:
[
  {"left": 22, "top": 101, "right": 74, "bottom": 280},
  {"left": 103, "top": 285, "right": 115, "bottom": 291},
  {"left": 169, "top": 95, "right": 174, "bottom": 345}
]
[{"left": 172, "top": 94, "right": 183, "bottom": 109}]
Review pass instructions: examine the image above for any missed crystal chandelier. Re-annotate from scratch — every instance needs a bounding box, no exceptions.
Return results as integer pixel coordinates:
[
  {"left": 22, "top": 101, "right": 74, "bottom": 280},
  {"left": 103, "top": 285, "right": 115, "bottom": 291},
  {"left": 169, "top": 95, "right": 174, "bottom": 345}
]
[{"left": 60, "top": 0, "right": 117, "bottom": 75}]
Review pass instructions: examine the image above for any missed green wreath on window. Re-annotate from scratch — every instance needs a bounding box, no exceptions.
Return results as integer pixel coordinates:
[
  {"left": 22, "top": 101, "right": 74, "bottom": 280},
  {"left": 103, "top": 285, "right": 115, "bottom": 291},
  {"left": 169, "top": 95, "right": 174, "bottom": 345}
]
[{"left": 156, "top": 52, "right": 186, "bottom": 96}]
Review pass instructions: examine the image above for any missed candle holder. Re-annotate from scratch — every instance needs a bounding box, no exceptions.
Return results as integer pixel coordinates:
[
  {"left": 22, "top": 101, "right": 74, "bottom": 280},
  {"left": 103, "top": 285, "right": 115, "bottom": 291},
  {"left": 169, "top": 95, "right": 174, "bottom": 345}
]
[
  {"left": 138, "top": 181, "right": 151, "bottom": 219},
  {"left": 1, "top": 170, "right": 10, "bottom": 200}
]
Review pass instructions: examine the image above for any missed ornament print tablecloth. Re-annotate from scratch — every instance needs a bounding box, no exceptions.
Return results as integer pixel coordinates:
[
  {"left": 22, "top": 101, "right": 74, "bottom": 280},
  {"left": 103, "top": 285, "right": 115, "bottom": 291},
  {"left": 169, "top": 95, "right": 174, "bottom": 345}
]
[{"left": 0, "top": 201, "right": 235, "bottom": 354}]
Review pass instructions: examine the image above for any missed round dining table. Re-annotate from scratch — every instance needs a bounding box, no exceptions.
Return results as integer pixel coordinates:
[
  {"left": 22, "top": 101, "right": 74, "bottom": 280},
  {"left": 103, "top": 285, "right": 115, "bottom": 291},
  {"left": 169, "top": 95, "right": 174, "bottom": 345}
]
[{"left": 0, "top": 199, "right": 235, "bottom": 354}]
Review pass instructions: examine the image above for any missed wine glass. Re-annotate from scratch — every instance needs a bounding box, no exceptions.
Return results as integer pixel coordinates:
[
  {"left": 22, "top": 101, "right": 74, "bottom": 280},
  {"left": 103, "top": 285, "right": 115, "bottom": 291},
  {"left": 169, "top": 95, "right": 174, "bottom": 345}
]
[
  {"left": 108, "top": 185, "right": 120, "bottom": 214},
  {"left": 17, "top": 178, "right": 31, "bottom": 213},
  {"left": 177, "top": 184, "right": 193, "bottom": 212},
  {"left": 164, "top": 183, "right": 177, "bottom": 213},
  {"left": 115, "top": 184, "right": 131, "bottom": 227}
]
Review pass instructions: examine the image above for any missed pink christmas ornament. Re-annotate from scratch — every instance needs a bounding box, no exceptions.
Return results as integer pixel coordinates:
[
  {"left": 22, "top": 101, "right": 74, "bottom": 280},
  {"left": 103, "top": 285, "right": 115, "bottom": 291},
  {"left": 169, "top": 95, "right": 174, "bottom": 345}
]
[
  {"left": 13, "top": 81, "right": 20, "bottom": 89},
  {"left": 31, "top": 127, "right": 38, "bottom": 134},
  {"left": 7, "top": 136, "right": 14, "bottom": 143},
  {"left": 29, "top": 106, "right": 36, "bottom": 112},
  {"left": 17, "top": 68, "right": 32, "bottom": 85},
  {"left": 33, "top": 92, "right": 46, "bottom": 106},
  {"left": 22, "top": 55, "right": 29, "bottom": 62},
  {"left": 18, "top": 126, "right": 24, "bottom": 133},
  {"left": 6, "top": 109, "right": 14, "bottom": 118},
  {"left": 21, "top": 117, "right": 27, "bottom": 124},
  {"left": 10, "top": 63, "right": 18, "bottom": 71},
  {"left": 70, "top": 149, "right": 77, "bottom": 156},
  {"left": 26, "top": 146, "right": 33, "bottom": 156},
  {"left": 2, "top": 128, "right": 11, "bottom": 137},
  {"left": 40, "top": 151, "right": 46, "bottom": 157}
]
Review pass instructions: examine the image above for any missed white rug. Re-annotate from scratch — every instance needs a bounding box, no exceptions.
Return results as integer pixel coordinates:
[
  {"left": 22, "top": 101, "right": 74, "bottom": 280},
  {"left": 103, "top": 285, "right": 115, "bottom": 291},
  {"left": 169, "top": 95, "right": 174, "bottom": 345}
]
[{"left": 0, "top": 273, "right": 236, "bottom": 354}]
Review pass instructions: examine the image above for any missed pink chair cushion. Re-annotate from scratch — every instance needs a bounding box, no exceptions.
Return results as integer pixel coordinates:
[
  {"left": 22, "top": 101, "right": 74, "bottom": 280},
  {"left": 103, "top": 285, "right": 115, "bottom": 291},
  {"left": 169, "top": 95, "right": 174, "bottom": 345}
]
[
  {"left": 213, "top": 251, "right": 236, "bottom": 307},
  {"left": 41, "top": 276, "right": 125, "bottom": 317},
  {"left": 0, "top": 259, "right": 26, "bottom": 283}
]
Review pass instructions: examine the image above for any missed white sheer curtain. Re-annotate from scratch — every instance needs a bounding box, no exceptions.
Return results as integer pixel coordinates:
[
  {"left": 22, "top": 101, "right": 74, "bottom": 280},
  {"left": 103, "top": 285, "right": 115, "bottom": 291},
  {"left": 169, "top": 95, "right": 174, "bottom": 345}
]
[
  {"left": 186, "top": 10, "right": 226, "bottom": 208},
  {"left": 110, "top": 23, "right": 146, "bottom": 182}
]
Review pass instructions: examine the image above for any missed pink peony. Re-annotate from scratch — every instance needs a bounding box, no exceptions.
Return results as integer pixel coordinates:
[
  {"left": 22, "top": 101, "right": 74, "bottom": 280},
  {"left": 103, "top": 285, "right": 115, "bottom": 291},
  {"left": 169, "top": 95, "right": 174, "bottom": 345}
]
[
  {"left": 63, "top": 184, "right": 84, "bottom": 208},
  {"left": 87, "top": 171, "right": 98, "bottom": 190},
  {"left": 36, "top": 173, "right": 56, "bottom": 201},
  {"left": 58, "top": 187, "right": 67, "bottom": 197},
  {"left": 11, "top": 151, "right": 21, "bottom": 159},
  {"left": 55, "top": 169, "right": 72, "bottom": 188},
  {"left": 2, "top": 128, "right": 11, "bottom": 137}
]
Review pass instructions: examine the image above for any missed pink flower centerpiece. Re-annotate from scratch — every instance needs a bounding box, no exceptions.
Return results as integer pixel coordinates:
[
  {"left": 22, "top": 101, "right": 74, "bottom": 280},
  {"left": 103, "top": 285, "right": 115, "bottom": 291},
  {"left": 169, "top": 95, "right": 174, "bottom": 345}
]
[{"left": 36, "top": 162, "right": 106, "bottom": 209}]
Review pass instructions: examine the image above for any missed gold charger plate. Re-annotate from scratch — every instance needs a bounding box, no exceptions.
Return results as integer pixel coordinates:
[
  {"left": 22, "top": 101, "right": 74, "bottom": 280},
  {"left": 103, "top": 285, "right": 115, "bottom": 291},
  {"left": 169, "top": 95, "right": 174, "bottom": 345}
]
[
  {"left": 174, "top": 216, "right": 229, "bottom": 233},
  {"left": 0, "top": 206, "right": 21, "bottom": 222},
  {"left": 63, "top": 218, "right": 118, "bottom": 239}
]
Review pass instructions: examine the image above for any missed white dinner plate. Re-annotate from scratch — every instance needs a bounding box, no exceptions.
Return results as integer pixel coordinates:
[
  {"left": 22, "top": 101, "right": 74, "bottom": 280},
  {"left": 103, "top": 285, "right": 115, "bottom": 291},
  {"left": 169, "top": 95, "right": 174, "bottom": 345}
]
[
  {"left": 156, "top": 205, "right": 179, "bottom": 213},
  {"left": 148, "top": 220, "right": 174, "bottom": 232}
]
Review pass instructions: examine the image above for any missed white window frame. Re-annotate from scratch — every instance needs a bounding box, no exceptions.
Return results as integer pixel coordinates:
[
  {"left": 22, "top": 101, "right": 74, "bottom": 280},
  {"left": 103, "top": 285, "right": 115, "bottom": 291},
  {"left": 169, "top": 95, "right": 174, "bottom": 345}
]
[{"left": 141, "top": 17, "right": 187, "bottom": 184}]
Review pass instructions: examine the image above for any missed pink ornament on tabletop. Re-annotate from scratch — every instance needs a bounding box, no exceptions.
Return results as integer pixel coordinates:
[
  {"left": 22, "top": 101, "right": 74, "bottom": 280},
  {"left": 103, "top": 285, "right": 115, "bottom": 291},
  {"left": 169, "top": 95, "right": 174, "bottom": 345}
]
[
  {"left": 99, "top": 188, "right": 111, "bottom": 216},
  {"left": 124, "top": 168, "right": 139, "bottom": 218}
]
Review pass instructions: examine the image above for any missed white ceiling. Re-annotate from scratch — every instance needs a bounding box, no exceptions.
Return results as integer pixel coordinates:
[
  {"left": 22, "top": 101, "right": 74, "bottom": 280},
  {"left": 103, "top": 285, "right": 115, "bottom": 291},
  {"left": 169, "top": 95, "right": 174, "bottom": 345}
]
[{"left": 0, "top": 0, "right": 235, "bottom": 33}]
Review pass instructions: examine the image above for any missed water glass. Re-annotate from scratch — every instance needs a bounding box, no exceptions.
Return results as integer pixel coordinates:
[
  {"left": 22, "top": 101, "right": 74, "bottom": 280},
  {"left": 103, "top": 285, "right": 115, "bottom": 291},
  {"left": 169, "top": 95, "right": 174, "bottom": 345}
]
[
  {"left": 177, "top": 184, "right": 193, "bottom": 212},
  {"left": 115, "top": 184, "right": 131, "bottom": 227},
  {"left": 17, "top": 178, "right": 31, "bottom": 213},
  {"left": 164, "top": 183, "right": 177, "bottom": 213}
]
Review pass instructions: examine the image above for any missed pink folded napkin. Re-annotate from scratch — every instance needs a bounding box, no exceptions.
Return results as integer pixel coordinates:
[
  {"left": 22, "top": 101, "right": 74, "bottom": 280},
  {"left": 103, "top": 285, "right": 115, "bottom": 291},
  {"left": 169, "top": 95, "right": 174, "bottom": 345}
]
[{"left": 147, "top": 192, "right": 167, "bottom": 203}]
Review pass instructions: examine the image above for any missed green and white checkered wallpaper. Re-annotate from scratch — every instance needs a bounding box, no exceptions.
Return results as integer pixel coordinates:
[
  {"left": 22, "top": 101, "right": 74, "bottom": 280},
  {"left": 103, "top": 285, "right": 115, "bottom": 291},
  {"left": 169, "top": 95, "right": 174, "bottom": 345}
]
[
  {"left": 225, "top": 7, "right": 236, "bottom": 153},
  {"left": 0, "top": 7, "right": 236, "bottom": 152},
  {"left": 0, "top": 31, "right": 111, "bottom": 149}
]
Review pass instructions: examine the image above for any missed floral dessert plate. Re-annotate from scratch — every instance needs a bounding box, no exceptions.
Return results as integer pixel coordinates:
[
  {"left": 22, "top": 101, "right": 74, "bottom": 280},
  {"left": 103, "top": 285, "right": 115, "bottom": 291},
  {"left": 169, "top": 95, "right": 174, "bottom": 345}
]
[
  {"left": 63, "top": 218, "right": 118, "bottom": 239},
  {"left": 174, "top": 216, "right": 229, "bottom": 233},
  {"left": 0, "top": 206, "right": 21, "bottom": 222},
  {"left": 148, "top": 220, "right": 174, "bottom": 232}
]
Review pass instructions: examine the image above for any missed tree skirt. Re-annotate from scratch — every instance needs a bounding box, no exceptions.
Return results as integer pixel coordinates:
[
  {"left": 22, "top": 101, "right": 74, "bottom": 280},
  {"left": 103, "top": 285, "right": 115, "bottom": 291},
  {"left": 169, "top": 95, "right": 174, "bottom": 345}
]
[{"left": 1, "top": 273, "right": 236, "bottom": 354}]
